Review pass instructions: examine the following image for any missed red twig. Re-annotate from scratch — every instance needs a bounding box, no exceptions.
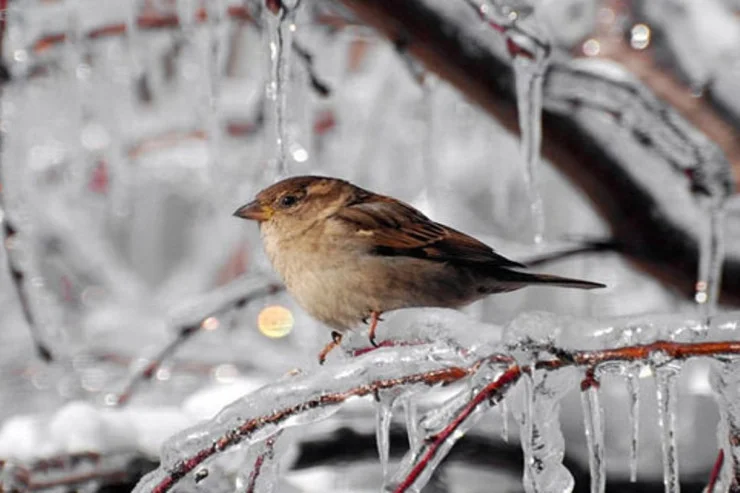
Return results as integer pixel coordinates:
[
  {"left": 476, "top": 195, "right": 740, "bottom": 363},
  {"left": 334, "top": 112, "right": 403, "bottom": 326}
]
[
  {"left": 245, "top": 434, "right": 279, "bottom": 493},
  {"left": 707, "top": 449, "right": 725, "bottom": 493},
  {"left": 32, "top": 6, "right": 254, "bottom": 53}
]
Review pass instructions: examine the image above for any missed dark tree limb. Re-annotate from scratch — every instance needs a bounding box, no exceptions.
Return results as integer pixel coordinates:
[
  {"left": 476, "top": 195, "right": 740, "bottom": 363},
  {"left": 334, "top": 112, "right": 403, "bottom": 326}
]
[{"left": 335, "top": 0, "right": 740, "bottom": 305}]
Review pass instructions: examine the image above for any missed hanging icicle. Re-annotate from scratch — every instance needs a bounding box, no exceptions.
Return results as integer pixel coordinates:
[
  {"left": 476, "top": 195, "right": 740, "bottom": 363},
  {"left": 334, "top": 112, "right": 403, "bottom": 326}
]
[
  {"left": 580, "top": 372, "right": 606, "bottom": 493},
  {"left": 626, "top": 365, "right": 641, "bottom": 483},
  {"left": 263, "top": 0, "right": 301, "bottom": 179},
  {"left": 695, "top": 195, "right": 726, "bottom": 322},
  {"left": 655, "top": 364, "right": 681, "bottom": 493},
  {"left": 510, "top": 40, "right": 549, "bottom": 245},
  {"left": 375, "top": 392, "right": 395, "bottom": 482}
]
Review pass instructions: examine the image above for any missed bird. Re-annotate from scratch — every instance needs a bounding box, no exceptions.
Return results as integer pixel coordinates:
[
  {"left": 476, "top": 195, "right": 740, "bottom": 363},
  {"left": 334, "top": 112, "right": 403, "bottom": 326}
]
[{"left": 234, "top": 175, "right": 605, "bottom": 363}]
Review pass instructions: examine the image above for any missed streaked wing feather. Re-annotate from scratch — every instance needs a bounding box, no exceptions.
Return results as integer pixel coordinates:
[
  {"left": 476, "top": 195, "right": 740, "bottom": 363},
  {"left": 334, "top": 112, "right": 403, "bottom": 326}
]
[{"left": 335, "top": 196, "right": 525, "bottom": 268}]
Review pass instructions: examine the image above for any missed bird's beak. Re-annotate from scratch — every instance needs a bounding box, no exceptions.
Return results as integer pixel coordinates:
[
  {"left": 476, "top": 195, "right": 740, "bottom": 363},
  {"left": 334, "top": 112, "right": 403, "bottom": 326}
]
[{"left": 233, "top": 200, "right": 274, "bottom": 222}]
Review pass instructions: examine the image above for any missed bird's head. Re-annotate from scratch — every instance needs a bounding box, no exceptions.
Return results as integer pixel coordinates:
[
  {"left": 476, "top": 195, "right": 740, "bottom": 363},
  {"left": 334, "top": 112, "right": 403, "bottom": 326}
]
[{"left": 233, "top": 175, "right": 355, "bottom": 231}]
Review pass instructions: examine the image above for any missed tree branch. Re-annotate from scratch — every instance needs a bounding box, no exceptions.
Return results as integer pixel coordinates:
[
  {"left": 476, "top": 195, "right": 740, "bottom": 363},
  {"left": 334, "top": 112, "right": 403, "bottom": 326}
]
[{"left": 334, "top": 0, "right": 740, "bottom": 304}]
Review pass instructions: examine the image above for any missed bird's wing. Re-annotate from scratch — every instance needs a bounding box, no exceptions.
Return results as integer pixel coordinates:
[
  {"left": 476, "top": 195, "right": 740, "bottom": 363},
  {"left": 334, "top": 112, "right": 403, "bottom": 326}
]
[{"left": 334, "top": 195, "right": 525, "bottom": 268}]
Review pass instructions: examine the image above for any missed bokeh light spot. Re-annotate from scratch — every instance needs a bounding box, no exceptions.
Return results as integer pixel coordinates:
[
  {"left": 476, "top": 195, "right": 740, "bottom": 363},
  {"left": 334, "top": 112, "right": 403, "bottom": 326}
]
[{"left": 258, "top": 305, "right": 294, "bottom": 338}]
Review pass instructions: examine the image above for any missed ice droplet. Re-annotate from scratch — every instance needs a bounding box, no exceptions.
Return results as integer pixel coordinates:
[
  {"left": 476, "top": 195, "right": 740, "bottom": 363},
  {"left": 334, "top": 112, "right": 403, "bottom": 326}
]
[
  {"left": 695, "top": 197, "right": 726, "bottom": 322},
  {"left": 511, "top": 44, "right": 549, "bottom": 245},
  {"left": 655, "top": 365, "right": 681, "bottom": 493},
  {"left": 375, "top": 394, "right": 395, "bottom": 481},
  {"left": 580, "top": 378, "right": 606, "bottom": 493},
  {"left": 626, "top": 366, "right": 641, "bottom": 482},
  {"left": 263, "top": 2, "right": 299, "bottom": 179}
]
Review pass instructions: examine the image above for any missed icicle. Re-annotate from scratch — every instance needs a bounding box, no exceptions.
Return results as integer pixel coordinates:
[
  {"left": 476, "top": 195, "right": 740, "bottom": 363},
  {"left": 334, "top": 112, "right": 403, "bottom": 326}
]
[
  {"left": 375, "top": 393, "right": 395, "bottom": 481},
  {"left": 510, "top": 39, "right": 549, "bottom": 245},
  {"left": 519, "top": 371, "right": 536, "bottom": 490},
  {"left": 263, "top": 1, "right": 300, "bottom": 179},
  {"left": 580, "top": 377, "right": 606, "bottom": 493},
  {"left": 518, "top": 368, "right": 576, "bottom": 493},
  {"left": 655, "top": 365, "right": 681, "bottom": 493},
  {"left": 501, "top": 398, "right": 509, "bottom": 443},
  {"left": 709, "top": 359, "right": 740, "bottom": 491},
  {"left": 402, "top": 396, "right": 420, "bottom": 451},
  {"left": 204, "top": 0, "right": 227, "bottom": 181},
  {"left": 626, "top": 367, "right": 640, "bottom": 483},
  {"left": 695, "top": 196, "right": 726, "bottom": 322}
]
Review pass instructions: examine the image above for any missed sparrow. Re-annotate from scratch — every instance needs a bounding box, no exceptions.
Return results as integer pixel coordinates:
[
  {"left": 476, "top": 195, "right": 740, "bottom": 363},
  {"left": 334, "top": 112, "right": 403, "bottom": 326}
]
[{"left": 234, "top": 175, "right": 605, "bottom": 363}]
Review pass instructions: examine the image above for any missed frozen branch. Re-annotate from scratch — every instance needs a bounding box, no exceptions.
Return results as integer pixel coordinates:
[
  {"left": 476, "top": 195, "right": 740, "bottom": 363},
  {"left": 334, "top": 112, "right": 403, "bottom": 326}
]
[{"left": 133, "top": 308, "right": 740, "bottom": 493}]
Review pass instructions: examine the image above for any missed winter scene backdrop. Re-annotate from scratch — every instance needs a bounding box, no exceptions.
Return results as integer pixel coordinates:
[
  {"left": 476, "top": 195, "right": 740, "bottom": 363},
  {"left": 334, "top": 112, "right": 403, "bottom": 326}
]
[{"left": 1, "top": 0, "right": 740, "bottom": 491}]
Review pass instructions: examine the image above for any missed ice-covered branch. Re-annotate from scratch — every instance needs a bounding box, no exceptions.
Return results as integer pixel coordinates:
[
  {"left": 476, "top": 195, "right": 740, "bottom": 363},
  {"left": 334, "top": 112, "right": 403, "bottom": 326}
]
[
  {"left": 133, "top": 343, "right": 472, "bottom": 493},
  {"left": 132, "top": 307, "right": 740, "bottom": 493},
  {"left": 334, "top": 0, "right": 740, "bottom": 304}
]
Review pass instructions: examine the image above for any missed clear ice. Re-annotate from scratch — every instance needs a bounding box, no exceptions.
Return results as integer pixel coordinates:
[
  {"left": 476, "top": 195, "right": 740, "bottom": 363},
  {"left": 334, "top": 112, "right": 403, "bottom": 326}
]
[
  {"left": 580, "top": 378, "right": 606, "bottom": 493},
  {"left": 512, "top": 48, "right": 548, "bottom": 245},
  {"left": 655, "top": 365, "right": 681, "bottom": 493},
  {"left": 263, "top": 1, "right": 299, "bottom": 179}
]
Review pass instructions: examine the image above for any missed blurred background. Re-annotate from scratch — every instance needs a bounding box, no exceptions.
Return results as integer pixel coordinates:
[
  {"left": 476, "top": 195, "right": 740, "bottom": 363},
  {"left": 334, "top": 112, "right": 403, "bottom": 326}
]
[{"left": 0, "top": 0, "right": 739, "bottom": 491}]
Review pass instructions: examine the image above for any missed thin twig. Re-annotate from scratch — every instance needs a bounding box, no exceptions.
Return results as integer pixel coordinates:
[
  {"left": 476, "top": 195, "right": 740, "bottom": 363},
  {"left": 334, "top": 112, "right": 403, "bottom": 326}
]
[
  {"left": 114, "top": 280, "right": 283, "bottom": 406},
  {"left": 706, "top": 449, "right": 725, "bottom": 493}
]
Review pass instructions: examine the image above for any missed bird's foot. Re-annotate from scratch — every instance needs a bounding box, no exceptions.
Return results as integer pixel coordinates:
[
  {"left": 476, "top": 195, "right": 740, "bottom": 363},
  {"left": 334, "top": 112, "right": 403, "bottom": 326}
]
[
  {"left": 318, "top": 331, "right": 343, "bottom": 365},
  {"left": 367, "top": 311, "right": 383, "bottom": 348}
]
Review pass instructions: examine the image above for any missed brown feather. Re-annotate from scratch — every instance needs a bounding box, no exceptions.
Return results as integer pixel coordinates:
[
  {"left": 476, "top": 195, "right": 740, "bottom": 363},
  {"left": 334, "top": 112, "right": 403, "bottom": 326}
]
[{"left": 334, "top": 193, "right": 525, "bottom": 269}]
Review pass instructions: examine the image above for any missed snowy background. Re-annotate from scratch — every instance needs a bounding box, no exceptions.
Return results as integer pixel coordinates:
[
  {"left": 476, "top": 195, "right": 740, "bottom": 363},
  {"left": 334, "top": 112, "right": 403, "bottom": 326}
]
[{"left": 0, "top": 0, "right": 739, "bottom": 491}]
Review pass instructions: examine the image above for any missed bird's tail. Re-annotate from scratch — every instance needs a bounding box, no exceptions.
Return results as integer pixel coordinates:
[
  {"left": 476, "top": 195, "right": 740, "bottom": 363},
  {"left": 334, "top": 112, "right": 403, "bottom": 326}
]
[{"left": 493, "top": 269, "right": 606, "bottom": 290}]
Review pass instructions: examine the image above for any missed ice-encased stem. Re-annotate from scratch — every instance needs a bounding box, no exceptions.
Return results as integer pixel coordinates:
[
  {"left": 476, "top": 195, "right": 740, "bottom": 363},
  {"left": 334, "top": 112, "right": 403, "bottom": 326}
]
[
  {"left": 376, "top": 395, "right": 395, "bottom": 481},
  {"left": 696, "top": 197, "right": 726, "bottom": 321},
  {"left": 263, "top": 3, "right": 298, "bottom": 179},
  {"left": 580, "top": 383, "right": 606, "bottom": 493},
  {"left": 512, "top": 51, "right": 548, "bottom": 245},
  {"left": 237, "top": 432, "right": 282, "bottom": 493},
  {"left": 655, "top": 366, "right": 681, "bottom": 493},
  {"left": 626, "top": 368, "right": 640, "bottom": 482}
]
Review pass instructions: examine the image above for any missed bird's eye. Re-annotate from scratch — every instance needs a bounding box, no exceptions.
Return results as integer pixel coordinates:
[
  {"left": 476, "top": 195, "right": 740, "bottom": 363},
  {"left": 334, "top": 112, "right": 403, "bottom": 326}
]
[{"left": 279, "top": 195, "right": 299, "bottom": 207}]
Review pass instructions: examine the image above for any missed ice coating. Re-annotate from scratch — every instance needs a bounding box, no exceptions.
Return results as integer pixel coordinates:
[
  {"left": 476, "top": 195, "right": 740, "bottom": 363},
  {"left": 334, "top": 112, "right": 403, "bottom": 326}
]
[
  {"left": 710, "top": 359, "right": 740, "bottom": 490},
  {"left": 402, "top": 395, "right": 421, "bottom": 451},
  {"left": 513, "top": 368, "right": 576, "bottom": 493},
  {"left": 580, "top": 379, "right": 605, "bottom": 493},
  {"left": 133, "top": 342, "right": 471, "bottom": 492},
  {"left": 696, "top": 197, "right": 726, "bottom": 320},
  {"left": 387, "top": 360, "right": 517, "bottom": 492},
  {"left": 375, "top": 393, "right": 395, "bottom": 482},
  {"left": 655, "top": 364, "right": 681, "bottom": 493}
]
